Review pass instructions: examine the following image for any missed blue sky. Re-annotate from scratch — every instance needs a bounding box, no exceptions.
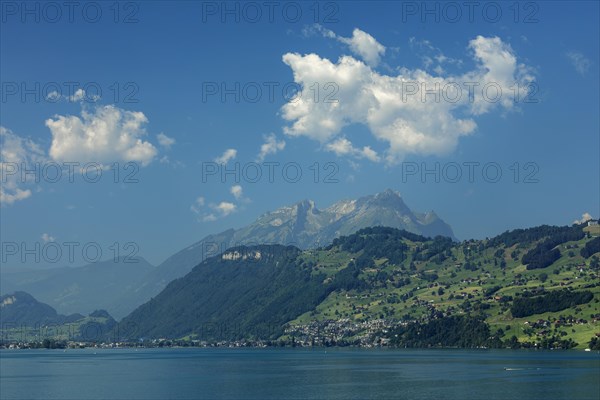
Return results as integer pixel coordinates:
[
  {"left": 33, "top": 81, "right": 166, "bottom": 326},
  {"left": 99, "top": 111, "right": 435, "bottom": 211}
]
[{"left": 1, "top": 1, "right": 598, "bottom": 268}]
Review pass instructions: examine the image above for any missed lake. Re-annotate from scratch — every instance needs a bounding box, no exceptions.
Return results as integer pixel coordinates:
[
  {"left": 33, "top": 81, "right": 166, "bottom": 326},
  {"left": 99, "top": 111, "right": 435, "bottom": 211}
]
[{"left": 1, "top": 348, "right": 598, "bottom": 399}]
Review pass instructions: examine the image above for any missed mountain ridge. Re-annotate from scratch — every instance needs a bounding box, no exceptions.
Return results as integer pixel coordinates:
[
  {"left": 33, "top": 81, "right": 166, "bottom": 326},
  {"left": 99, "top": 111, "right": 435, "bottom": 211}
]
[
  {"left": 1, "top": 190, "right": 455, "bottom": 319},
  {"left": 123, "top": 189, "right": 455, "bottom": 318},
  {"left": 118, "top": 223, "right": 599, "bottom": 349},
  {"left": 0, "top": 291, "right": 116, "bottom": 337}
]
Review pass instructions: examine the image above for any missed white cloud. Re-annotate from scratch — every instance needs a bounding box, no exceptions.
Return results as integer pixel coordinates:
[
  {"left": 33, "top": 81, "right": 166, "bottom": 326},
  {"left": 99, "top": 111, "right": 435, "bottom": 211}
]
[
  {"left": 203, "top": 213, "right": 217, "bottom": 222},
  {"left": 41, "top": 233, "right": 55, "bottom": 243},
  {"left": 190, "top": 196, "right": 206, "bottom": 215},
  {"left": 157, "top": 133, "right": 175, "bottom": 149},
  {"left": 45, "top": 105, "right": 158, "bottom": 166},
  {"left": 465, "top": 36, "right": 533, "bottom": 115},
  {"left": 215, "top": 201, "right": 236, "bottom": 216},
  {"left": 573, "top": 212, "right": 593, "bottom": 225},
  {"left": 230, "top": 185, "right": 243, "bottom": 200},
  {"left": 69, "top": 88, "right": 86, "bottom": 102},
  {"left": 1, "top": 187, "right": 31, "bottom": 205},
  {"left": 45, "top": 89, "right": 99, "bottom": 103},
  {"left": 360, "top": 146, "right": 380, "bottom": 162},
  {"left": 46, "top": 91, "right": 61, "bottom": 102},
  {"left": 326, "top": 137, "right": 354, "bottom": 155},
  {"left": 257, "top": 134, "right": 285, "bottom": 162},
  {"left": 0, "top": 127, "right": 47, "bottom": 205},
  {"left": 190, "top": 196, "right": 238, "bottom": 222},
  {"left": 306, "top": 25, "right": 386, "bottom": 67},
  {"left": 215, "top": 148, "right": 237, "bottom": 164},
  {"left": 325, "top": 137, "right": 381, "bottom": 162},
  {"left": 340, "top": 28, "right": 386, "bottom": 67},
  {"left": 281, "top": 33, "right": 534, "bottom": 164},
  {"left": 566, "top": 51, "right": 591, "bottom": 76}
]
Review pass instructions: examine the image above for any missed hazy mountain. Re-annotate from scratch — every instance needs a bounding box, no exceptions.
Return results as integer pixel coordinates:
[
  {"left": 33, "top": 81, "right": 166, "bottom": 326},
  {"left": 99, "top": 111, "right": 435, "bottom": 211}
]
[
  {"left": 1, "top": 190, "right": 455, "bottom": 319},
  {"left": 229, "top": 189, "right": 455, "bottom": 248},
  {"left": 0, "top": 291, "right": 83, "bottom": 327},
  {"left": 0, "top": 257, "right": 154, "bottom": 319},
  {"left": 0, "top": 291, "right": 118, "bottom": 343},
  {"left": 125, "top": 190, "right": 455, "bottom": 317}
]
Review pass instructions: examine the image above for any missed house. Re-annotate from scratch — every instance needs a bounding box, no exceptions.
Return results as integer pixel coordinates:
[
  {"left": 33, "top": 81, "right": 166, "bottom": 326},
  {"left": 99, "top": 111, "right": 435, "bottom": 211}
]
[{"left": 588, "top": 220, "right": 598, "bottom": 226}]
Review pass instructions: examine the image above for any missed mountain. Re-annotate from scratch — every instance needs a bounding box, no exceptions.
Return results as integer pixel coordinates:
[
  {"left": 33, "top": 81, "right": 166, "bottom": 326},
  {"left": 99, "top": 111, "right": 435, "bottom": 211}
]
[
  {"left": 0, "top": 291, "right": 117, "bottom": 343},
  {"left": 230, "top": 189, "right": 455, "bottom": 248},
  {"left": 1, "top": 190, "right": 454, "bottom": 319},
  {"left": 1, "top": 291, "right": 63, "bottom": 327},
  {"left": 126, "top": 190, "right": 455, "bottom": 316},
  {"left": 0, "top": 291, "right": 86, "bottom": 327},
  {"left": 120, "top": 245, "right": 317, "bottom": 340},
  {"left": 0, "top": 257, "right": 154, "bottom": 319},
  {"left": 120, "top": 224, "right": 599, "bottom": 349}
]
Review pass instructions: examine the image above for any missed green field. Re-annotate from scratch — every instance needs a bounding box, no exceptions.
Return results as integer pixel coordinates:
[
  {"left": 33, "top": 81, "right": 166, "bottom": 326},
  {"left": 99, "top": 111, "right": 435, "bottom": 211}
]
[{"left": 288, "top": 229, "right": 600, "bottom": 349}]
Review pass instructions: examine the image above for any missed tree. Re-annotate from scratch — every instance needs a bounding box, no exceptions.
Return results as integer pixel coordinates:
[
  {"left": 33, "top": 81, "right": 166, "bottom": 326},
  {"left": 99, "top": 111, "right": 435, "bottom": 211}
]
[
  {"left": 580, "top": 237, "right": 600, "bottom": 258},
  {"left": 591, "top": 256, "right": 599, "bottom": 270}
]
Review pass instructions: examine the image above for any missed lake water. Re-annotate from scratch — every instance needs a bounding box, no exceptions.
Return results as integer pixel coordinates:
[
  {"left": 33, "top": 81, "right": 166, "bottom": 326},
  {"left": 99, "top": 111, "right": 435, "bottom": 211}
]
[{"left": 1, "top": 348, "right": 598, "bottom": 399}]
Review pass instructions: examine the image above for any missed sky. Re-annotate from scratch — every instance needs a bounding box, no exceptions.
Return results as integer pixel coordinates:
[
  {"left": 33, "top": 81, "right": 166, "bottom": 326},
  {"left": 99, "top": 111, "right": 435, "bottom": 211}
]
[{"left": 1, "top": 0, "right": 599, "bottom": 268}]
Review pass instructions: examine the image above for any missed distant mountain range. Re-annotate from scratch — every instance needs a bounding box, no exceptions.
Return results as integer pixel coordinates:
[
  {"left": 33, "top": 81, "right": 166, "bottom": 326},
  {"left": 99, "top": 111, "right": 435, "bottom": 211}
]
[
  {"left": 0, "top": 257, "right": 154, "bottom": 318},
  {"left": 0, "top": 291, "right": 81, "bottom": 327},
  {"left": 1, "top": 190, "right": 455, "bottom": 319},
  {"left": 2, "top": 222, "right": 598, "bottom": 349},
  {"left": 121, "top": 189, "right": 456, "bottom": 318},
  {"left": 0, "top": 291, "right": 116, "bottom": 341}
]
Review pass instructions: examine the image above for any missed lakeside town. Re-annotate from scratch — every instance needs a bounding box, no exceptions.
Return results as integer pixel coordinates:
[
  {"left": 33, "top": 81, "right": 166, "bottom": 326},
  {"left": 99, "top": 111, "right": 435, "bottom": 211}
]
[{"left": 3, "top": 310, "right": 599, "bottom": 351}]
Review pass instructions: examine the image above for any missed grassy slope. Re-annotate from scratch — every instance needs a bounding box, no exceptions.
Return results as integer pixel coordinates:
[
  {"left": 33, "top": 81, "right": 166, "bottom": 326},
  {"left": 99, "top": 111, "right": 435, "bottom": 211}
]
[
  {"left": 3, "top": 227, "right": 598, "bottom": 348},
  {"left": 1, "top": 315, "right": 113, "bottom": 342},
  {"left": 289, "top": 234, "right": 600, "bottom": 349}
]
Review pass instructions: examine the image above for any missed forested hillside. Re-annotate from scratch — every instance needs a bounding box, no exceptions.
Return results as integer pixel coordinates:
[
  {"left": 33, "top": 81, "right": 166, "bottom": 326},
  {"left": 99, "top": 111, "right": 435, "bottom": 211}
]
[{"left": 119, "top": 223, "right": 600, "bottom": 349}]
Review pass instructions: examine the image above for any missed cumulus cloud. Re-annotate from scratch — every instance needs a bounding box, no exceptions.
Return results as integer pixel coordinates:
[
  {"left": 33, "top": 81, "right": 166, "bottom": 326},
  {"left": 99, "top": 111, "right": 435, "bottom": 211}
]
[
  {"left": 215, "top": 148, "right": 237, "bottom": 164},
  {"left": 340, "top": 28, "right": 386, "bottom": 67},
  {"left": 157, "top": 133, "right": 175, "bottom": 149},
  {"left": 45, "top": 105, "right": 158, "bottom": 166},
  {"left": 573, "top": 212, "right": 593, "bottom": 225},
  {"left": 46, "top": 91, "right": 61, "bottom": 102},
  {"left": 325, "top": 137, "right": 380, "bottom": 162},
  {"left": 257, "top": 134, "right": 285, "bottom": 162},
  {"left": 45, "top": 88, "right": 100, "bottom": 103},
  {"left": 190, "top": 195, "right": 239, "bottom": 222},
  {"left": 360, "top": 146, "right": 380, "bottom": 162},
  {"left": 305, "top": 25, "right": 386, "bottom": 67},
  {"left": 70, "top": 88, "right": 86, "bottom": 102},
  {"left": 465, "top": 36, "right": 533, "bottom": 115},
  {"left": 281, "top": 33, "right": 534, "bottom": 164},
  {"left": 215, "top": 201, "right": 236, "bottom": 216},
  {"left": 566, "top": 51, "right": 591, "bottom": 76},
  {"left": 0, "top": 127, "right": 47, "bottom": 205}
]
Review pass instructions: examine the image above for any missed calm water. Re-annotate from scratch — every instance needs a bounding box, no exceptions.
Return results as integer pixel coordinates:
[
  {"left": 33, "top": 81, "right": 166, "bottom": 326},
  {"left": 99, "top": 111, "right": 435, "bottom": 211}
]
[{"left": 1, "top": 348, "right": 598, "bottom": 399}]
